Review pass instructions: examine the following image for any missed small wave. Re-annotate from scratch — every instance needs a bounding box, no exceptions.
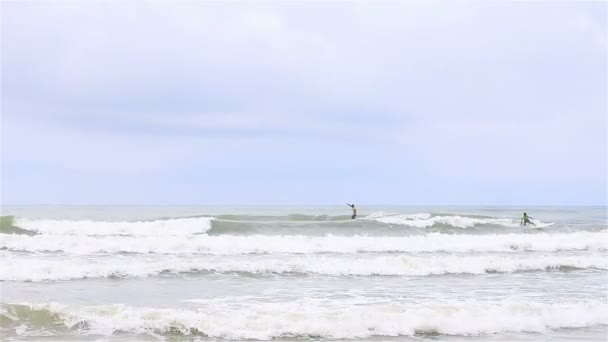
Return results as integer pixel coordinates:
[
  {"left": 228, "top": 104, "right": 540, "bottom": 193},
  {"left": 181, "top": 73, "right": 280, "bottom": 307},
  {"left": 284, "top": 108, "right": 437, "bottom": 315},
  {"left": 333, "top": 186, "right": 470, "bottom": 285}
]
[
  {"left": 207, "top": 218, "right": 369, "bottom": 236},
  {"left": 215, "top": 214, "right": 352, "bottom": 222},
  {"left": 0, "top": 216, "right": 36, "bottom": 235},
  {"left": 11, "top": 217, "right": 214, "bottom": 236},
  {"left": 369, "top": 213, "right": 521, "bottom": 228},
  {"left": 0, "top": 215, "right": 14, "bottom": 230},
  {"left": 1, "top": 254, "right": 605, "bottom": 281},
  {"left": 206, "top": 212, "right": 523, "bottom": 235},
  {"left": 3, "top": 299, "right": 606, "bottom": 339},
  {"left": 1, "top": 231, "right": 606, "bottom": 255},
  {"left": 5, "top": 213, "right": 560, "bottom": 237}
]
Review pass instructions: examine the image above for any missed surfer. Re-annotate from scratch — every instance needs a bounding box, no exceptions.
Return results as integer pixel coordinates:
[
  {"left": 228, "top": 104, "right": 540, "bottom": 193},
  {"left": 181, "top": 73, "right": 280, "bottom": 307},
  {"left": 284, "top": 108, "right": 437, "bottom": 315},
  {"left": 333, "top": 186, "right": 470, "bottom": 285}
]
[
  {"left": 520, "top": 212, "right": 535, "bottom": 226},
  {"left": 347, "top": 203, "right": 357, "bottom": 219}
]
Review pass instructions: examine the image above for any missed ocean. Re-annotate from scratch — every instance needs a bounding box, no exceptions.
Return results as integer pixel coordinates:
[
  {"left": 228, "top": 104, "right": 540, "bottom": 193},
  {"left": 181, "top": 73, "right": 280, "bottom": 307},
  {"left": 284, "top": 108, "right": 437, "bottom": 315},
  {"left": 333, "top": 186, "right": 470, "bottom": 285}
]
[{"left": 0, "top": 205, "right": 606, "bottom": 341}]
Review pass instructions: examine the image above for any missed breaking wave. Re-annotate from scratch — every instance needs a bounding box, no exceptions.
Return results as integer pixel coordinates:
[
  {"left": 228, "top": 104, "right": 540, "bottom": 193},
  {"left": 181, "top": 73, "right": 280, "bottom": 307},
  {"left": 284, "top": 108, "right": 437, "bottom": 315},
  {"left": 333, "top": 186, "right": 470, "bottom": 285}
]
[
  {"left": 10, "top": 217, "right": 214, "bottom": 236},
  {"left": 370, "top": 213, "right": 521, "bottom": 228},
  {"left": 1, "top": 253, "right": 605, "bottom": 281},
  {"left": 1, "top": 230, "right": 606, "bottom": 255},
  {"left": 3, "top": 299, "right": 606, "bottom": 339},
  {"left": 2, "top": 212, "right": 558, "bottom": 238}
]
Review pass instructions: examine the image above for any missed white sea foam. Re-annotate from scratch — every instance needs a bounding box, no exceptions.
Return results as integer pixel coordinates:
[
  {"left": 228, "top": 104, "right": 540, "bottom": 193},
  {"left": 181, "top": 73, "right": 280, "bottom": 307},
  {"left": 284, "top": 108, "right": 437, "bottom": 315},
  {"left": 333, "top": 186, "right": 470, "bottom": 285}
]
[
  {"left": 1, "top": 253, "right": 605, "bottom": 281},
  {"left": 370, "top": 213, "right": 520, "bottom": 228},
  {"left": 1, "top": 231, "right": 606, "bottom": 255},
  {"left": 7, "top": 298, "right": 608, "bottom": 339},
  {"left": 12, "top": 217, "right": 214, "bottom": 236}
]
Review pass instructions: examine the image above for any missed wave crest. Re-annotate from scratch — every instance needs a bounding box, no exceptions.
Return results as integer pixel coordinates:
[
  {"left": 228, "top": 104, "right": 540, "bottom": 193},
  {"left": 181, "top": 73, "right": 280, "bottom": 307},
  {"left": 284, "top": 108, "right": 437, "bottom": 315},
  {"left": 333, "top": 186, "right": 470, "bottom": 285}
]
[
  {"left": 1, "top": 231, "right": 606, "bottom": 255},
  {"left": 1, "top": 254, "right": 605, "bottom": 281},
  {"left": 11, "top": 217, "right": 214, "bottom": 236},
  {"left": 4, "top": 299, "right": 607, "bottom": 339},
  {"left": 370, "top": 213, "right": 520, "bottom": 228}
]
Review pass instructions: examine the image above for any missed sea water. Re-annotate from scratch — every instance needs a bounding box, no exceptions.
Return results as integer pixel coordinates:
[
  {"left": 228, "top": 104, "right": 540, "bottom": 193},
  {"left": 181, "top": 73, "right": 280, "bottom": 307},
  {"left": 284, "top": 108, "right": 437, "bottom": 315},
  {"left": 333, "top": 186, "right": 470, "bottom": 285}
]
[{"left": 0, "top": 205, "right": 606, "bottom": 341}]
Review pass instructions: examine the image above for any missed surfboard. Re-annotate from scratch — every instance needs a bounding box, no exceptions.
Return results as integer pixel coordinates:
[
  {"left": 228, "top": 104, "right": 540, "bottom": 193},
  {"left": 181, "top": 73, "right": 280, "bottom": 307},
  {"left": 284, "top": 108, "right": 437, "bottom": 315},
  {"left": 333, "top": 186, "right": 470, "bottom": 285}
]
[{"left": 529, "top": 222, "right": 555, "bottom": 229}]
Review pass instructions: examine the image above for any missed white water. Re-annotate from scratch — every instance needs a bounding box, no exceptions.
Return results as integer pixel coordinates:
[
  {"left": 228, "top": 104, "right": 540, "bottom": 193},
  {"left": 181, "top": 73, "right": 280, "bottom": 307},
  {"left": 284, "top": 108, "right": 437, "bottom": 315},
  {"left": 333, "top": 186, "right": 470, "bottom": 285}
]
[
  {"left": 8, "top": 298, "right": 607, "bottom": 339},
  {"left": 1, "top": 230, "right": 606, "bottom": 255},
  {"left": 370, "top": 213, "right": 521, "bottom": 228},
  {"left": 12, "top": 217, "right": 214, "bottom": 236},
  {"left": 12, "top": 213, "right": 530, "bottom": 236},
  {"left": 2, "top": 206, "right": 606, "bottom": 341},
  {"left": 2, "top": 253, "right": 606, "bottom": 281}
]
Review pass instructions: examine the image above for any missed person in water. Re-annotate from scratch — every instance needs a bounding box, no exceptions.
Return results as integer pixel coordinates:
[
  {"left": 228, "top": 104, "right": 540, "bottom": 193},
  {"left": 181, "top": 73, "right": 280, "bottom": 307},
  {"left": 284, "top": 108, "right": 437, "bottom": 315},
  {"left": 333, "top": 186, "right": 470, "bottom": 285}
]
[
  {"left": 347, "top": 203, "right": 357, "bottom": 219},
  {"left": 521, "top": 212, "right": 535, "bottom": 226}
]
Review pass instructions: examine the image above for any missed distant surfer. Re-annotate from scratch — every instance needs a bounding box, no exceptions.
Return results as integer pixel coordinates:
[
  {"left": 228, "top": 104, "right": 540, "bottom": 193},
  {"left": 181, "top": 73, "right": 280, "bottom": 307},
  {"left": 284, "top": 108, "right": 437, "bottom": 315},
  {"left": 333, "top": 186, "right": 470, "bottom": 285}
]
[
  {"left": 520, "top": 212, "right": 535, "bottom": 226},
  {"left": 347, "top": 203, "right": 357, "bottom": 219}
]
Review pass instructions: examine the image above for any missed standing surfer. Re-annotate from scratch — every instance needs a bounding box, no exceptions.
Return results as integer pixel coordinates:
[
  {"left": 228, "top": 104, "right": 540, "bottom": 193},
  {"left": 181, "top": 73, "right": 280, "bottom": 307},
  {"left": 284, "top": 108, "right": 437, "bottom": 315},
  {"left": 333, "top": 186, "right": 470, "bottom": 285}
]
[
  {"left": 520, "top": 212, "right": 535, "bottom": 226},
  {"left": 347, "top": 203, "right": 357, "bottom": 219}
]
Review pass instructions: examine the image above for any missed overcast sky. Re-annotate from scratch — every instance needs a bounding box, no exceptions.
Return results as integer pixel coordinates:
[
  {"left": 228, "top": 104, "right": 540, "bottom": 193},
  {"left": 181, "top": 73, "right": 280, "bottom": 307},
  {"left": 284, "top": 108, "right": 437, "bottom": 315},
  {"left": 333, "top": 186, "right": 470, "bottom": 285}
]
[{"left": 1, "top": 1, "right": 606, "bottom": 205}]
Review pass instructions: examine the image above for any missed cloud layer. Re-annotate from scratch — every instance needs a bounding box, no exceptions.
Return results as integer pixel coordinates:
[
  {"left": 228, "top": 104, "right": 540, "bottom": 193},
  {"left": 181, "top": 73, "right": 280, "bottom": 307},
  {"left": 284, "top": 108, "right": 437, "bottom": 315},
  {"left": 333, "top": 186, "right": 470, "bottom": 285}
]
[{"left": 1, "top": 1, "right": 606, "bottom": 204}]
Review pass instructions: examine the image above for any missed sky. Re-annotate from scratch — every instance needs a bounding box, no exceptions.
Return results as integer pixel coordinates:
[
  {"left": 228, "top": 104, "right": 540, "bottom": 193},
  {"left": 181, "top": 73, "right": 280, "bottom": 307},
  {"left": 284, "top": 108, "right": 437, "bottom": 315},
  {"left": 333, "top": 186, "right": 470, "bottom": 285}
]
[{"left": 1, "top": 1, "right": 606, "bottom": 205}]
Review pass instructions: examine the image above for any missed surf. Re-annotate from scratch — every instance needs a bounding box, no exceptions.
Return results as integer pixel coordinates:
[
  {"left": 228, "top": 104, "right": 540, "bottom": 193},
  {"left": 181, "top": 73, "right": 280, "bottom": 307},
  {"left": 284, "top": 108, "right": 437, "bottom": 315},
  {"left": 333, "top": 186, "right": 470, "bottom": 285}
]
[
  {"left": 3, "top": 212, "right": 568, "bottom": 237},
  {"left": 2, "top": 252, "right": 605, "bottom": 281},
  {"left": 9, "top": 217, "right": 214, "bottom": 236},
  {"left": 3, "top": 299, "right": 606, "bottom": 339},
  {"left": 1, "top": 230, "right": 606, "bottom": 255}
]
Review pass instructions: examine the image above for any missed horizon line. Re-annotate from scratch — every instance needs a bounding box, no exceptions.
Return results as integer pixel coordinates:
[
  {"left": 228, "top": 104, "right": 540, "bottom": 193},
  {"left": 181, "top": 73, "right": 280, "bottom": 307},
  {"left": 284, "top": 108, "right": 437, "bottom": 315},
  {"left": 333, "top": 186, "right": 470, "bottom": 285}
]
[{"left": 1, "top": 203, "right": 606, "bottom": 207}]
